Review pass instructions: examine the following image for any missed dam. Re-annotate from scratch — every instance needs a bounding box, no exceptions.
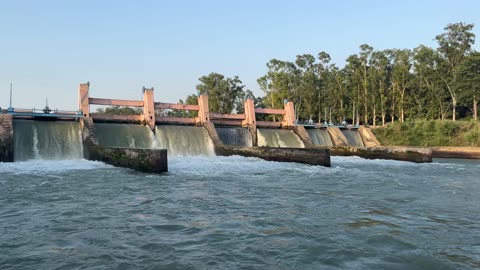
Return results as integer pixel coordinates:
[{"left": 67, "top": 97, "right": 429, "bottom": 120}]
[
  {"left": 1, "top": 83, "right": 478, "bottom": 270},
  {"left": 0, "top": 82, "right": 436, "bottom": 172}
]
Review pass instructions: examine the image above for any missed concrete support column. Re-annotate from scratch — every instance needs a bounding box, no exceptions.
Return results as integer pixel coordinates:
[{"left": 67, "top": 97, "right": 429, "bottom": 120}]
[
  {"left": 327, "top": 127, "right": 349, "bottom": 146},
  {"left": 78, "top": 82, "right": 90, "bottom": 117},
  {"left": 282, "top": 101, "right": 295, "bottom": 128},
  {"left": 0, "top": 114, "right": 14, "bottom": 162},
  {"left": 143, "top": 87, "right": 155, "bottom": 131},
  {"left": 358, "top": 126, "right": 381, "bottom": 147},
  {"left": 197, "top": 94, "right": 210, "bottom": 124},
  {"left": 242, "top": 98, "right": 257, "bottom": 146}
]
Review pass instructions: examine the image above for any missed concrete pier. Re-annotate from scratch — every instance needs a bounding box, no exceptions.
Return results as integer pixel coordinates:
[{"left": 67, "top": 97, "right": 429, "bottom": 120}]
[
  {"left": 327, "top": 127, "right": 349, "bottom": 146},
  {"left": 431, "top": 147, "right": 480, "bottom": 159},
  {"left": 330, "top": 146, "right": 433, "bottom": 163},
  {"left": 0, "top": 115, "right": 14, "bottom": 162},
  {"left": 81, "top": 118, "right": 168, "bottom": 173},
  {"left": 216, "top": 146, "right": 331, "bottom": 167}
]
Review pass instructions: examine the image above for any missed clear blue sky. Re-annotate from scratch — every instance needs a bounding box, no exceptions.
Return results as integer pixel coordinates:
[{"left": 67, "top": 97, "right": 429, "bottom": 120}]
[{"left": 1, "top": 0, "right": 479, "bottom": 110}]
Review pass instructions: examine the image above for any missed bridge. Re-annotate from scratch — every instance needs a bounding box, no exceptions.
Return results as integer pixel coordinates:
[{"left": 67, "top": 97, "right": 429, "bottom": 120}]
[{"left": 78, "top": 82, "right": 297, "bottom": 132}]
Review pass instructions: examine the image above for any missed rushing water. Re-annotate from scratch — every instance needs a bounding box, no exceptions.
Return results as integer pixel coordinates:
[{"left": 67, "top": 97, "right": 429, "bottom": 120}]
[
  {"left": 257, "top": 128, "right": 305, "bottom": 148},
  {"left": 216, "top": 127, "right": 253, "bottom": 147},
  {"left": 13, "top": 120, "right": 83, "bottom": 161},
  {"left": 154, "top": 126, "right": 215, "bottom": 156},
  {"left": 94, "top": 124, "right": 215, "bottom": 156},
  {"left": 307, "top": 128, "right": 333, "bottom": 146},
  {"left": 342, "top": 129, "right": 365, "bottom": 147},
  {"left": 1, "top": 157, "right": 479, "bottom": 269},
  {"left": 94, "top": 123, "right": 153, "bottom": 148}
]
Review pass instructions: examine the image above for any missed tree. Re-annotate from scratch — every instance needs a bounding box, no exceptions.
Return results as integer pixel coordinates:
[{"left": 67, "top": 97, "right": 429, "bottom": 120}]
[
  {"left": 413, "top": 45, "right": 449, "bottom": 120},
  {"left": 435, "top": 22, "right": 476, "bottom": 121},
  {"left": 196, "top": 73, "right": 246, "bottom": 114},
  {"left": 359, "top": 44, "right": 374, "bottom": 124},
  {"left": 370, "top": 50, "right": 391, "bottom": 126},
  {"left": 389, "top": 49, "right": 412, "bottom": 122},
  {"left": 96, "top": 106, "right": 142, "bottom": 115},
  {"left": 458, "top": 52, "right": 480, "bottom": 120}
]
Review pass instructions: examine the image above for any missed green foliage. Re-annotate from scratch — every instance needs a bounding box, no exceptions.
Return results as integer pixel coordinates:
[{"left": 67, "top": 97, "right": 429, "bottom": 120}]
[
  {"left": 96, "top": 106, "right": 142, "bottom": 115},
  {"left": 464, "top": 126, "right": 480, "bottom": 145},
  {"left": 175, "top": 22, "right": 478, "bottom": 126},
  {"left": 372, "top": 120, "right": 480, "bottom": 147},
  {"left": 255, "top": 21, "right": 477, "bottom": 124},
  {"left": 196, "top": 72, "right": 246, "bottom": 114}
]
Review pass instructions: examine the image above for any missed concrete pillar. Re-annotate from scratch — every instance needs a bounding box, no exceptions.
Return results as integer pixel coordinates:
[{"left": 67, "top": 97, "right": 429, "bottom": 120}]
[
  {"left": 197, "top": 94, "right": 210, "bottom": 124},
  {"left": 78, "top": 82, "right": 90, "bottom": 117},
  {"left": 282, "top": 101, "right": 295, "bottom": 128},
  {"left": 143, "top": 87, "right": 155, "bottom": 131},
  {"left": 0, "top": 114, "right": 14, "bottom": 162},
  {"left": 327, "top": 127, "right": 349, "bottom": 146},
  {"left": 242, "top": 98, "right": 257, "bottom": 146},
  {"left": 292, "top": 126, "right": 314, "bottom": 147},
  {"left": 358, "top": 126, "right": 381, "bottom": 147}
]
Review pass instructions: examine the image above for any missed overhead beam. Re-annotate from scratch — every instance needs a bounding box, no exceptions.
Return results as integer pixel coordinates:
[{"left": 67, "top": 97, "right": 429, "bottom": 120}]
[
  {"left": 209, "top": 113, "right": 245, "bottom": 120},
  {"left": 255, "top": 108, "right": 286, "bottom": 115},
  {"left": 89, "top": 98, "right": 144, "bottom": 107},
  {"left": 155, "top": 103, "right": 199, "bottom": 111}
]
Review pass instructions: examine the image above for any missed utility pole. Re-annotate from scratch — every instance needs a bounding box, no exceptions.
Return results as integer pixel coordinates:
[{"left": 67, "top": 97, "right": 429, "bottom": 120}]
[{"left": 9, "top": 83, "right": 12, "bottom": 107}]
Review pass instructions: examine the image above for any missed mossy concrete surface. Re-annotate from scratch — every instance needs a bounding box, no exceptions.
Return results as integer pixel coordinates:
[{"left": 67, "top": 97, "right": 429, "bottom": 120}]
[
  {"left": 81, "top": 118, "right": 168, "bottom": 173},
  {"left": 0, "top": 115, "right": 14, "bottom": 162},
  {"left": 431, "top": 147, "right": 480, "bottom": 159},
  {"left": 330, "top": 146, "right": 432, "bottom": 163},
  {"left": 216, "top": 145, "right": 331, "bottom": 167},
  {"left": 86, "top": 140, "right": 168, "bottom": 173}
]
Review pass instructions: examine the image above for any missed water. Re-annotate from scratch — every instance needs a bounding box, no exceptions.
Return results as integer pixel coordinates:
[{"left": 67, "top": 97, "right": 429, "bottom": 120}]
[
  {"left": 94, "top": 124, "right": 214, "bottom": 156},
  {"left": 1, "top": 157, "right": 479, "bottom": 269},
  {"left": 257, "top": 128, "right": 305, "bottom": 148},
  {"left": 216, "top": 127, "right": 253, "bottom": 147},
  {"left": 154, "top": 125, "right": 215, "bottom": 156},
  {"left": 13, "top": 120, "right": 83, "bottom": 161},
  {"left": 342, "top": 129, "right": 365, "bottom": 147},
  {"left": 307, "top": 128, "right": 333, "bottom": 146},
  {"left": 95, "top": 123, "right": 153, "bottom": 148}
]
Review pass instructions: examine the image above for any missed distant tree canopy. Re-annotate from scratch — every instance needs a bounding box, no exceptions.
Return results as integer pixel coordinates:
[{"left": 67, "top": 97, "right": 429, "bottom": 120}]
[
  {"left": 179, "top": 22, "right": 478, "bottom": 125},
  {"left": 106, "top": 22, "right": 480, "bottom": 125},
  {"left": 195, "top": 72, "right": 247, "bottom": 114},
  {"left": 96, "top": 106, "right": 142, "bottom": 115}
]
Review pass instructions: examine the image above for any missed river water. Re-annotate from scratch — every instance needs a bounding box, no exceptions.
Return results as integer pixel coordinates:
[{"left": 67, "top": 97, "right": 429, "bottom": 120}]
[{"left": 1, "top": 156, "right": 479, "bottom": 269}]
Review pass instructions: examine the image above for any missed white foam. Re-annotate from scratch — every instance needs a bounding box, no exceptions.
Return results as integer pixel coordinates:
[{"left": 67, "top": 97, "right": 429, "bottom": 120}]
[{"left": 0, "top": 159, "right": 112, "bottom": 175}]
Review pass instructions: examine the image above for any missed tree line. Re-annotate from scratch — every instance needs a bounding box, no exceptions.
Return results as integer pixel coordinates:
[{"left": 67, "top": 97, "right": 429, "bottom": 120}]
[{"left": 178, "top": 22, "right": 480, "bottom": 125}]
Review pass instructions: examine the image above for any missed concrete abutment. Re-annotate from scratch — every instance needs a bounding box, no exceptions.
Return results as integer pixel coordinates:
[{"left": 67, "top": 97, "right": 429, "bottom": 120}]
[
  {"left": 0, "top": 115, "right": 14, "bottom": 162},
  {"left": 80, "top": 118, "right": 168, "bottom": 173}
]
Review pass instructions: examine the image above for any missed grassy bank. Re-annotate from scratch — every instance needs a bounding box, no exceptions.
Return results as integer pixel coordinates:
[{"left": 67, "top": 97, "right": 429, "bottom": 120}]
[{"left": 372, "top": 120, "right": 480, "bottom": 147}]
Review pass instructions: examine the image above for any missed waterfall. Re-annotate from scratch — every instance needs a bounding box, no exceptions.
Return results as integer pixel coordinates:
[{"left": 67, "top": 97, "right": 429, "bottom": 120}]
[
  {"left": 257, "top": 128, "right": 304, "bottom": 148},
  {"left": 341, "top": 129, "right": 365, "bottom": 147},
  {"left": 94, "top": 123, "right": 215, "bottom": 156},
  {"left": 154, "top": 125, "right": 215, "bottom": 156},
  {"left": 307, "top": 128, "right": 333, "bottom": 146},
  {"left": 94, "top": 123, "right": 153, "bottom": 148},
  {"left": 13, "top": 120, "right": 83, "bottom": 161},
  {"left": 216, "top": 127, "right": 252, "bottom": 147}
]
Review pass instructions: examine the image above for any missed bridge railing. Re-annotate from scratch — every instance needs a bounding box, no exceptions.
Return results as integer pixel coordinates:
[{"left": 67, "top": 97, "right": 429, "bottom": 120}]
[
  {"left": 154, "top": 102, "right": 200, "bottom": 125},
  {"left": 78, "top": 82, "right": 295, "bottom": 130},
  {"left": 89, "top": 98, "right": 144, "bottom": 107},
  {"left": 7, "top": 108, "right": 83, "bottom": 118}
]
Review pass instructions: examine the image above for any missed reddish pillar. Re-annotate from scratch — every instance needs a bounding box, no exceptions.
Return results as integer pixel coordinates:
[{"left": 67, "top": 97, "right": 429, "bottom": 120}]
[
  {"left": 143, "top": 87, "right": 155, "bottom": 131},
  {"left": 242, "top": 98, "right": 257, "bottom": 145},
  {"left": 282, "top": 101, "right": 295, "bottom": 128},
  {"left": 197, "top": 94, "right": 210, "bottom": 124},
  {"left": 78, "top": 82, "right": 90, "bottom": 117}
]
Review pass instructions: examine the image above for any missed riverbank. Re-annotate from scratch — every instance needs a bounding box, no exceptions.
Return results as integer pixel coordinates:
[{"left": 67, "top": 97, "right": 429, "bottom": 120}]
[
  {"left": 372, "top": 120, "right": 480, "bottom": 147},
  {"left": 371, "top": 120, "right": 480, "bottom": 159}
]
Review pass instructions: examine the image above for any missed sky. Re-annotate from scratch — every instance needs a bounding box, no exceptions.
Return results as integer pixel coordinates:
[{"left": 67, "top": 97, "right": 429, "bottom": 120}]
[{"left": 1, "top": 0, "right": 479, "bottom": 110}]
